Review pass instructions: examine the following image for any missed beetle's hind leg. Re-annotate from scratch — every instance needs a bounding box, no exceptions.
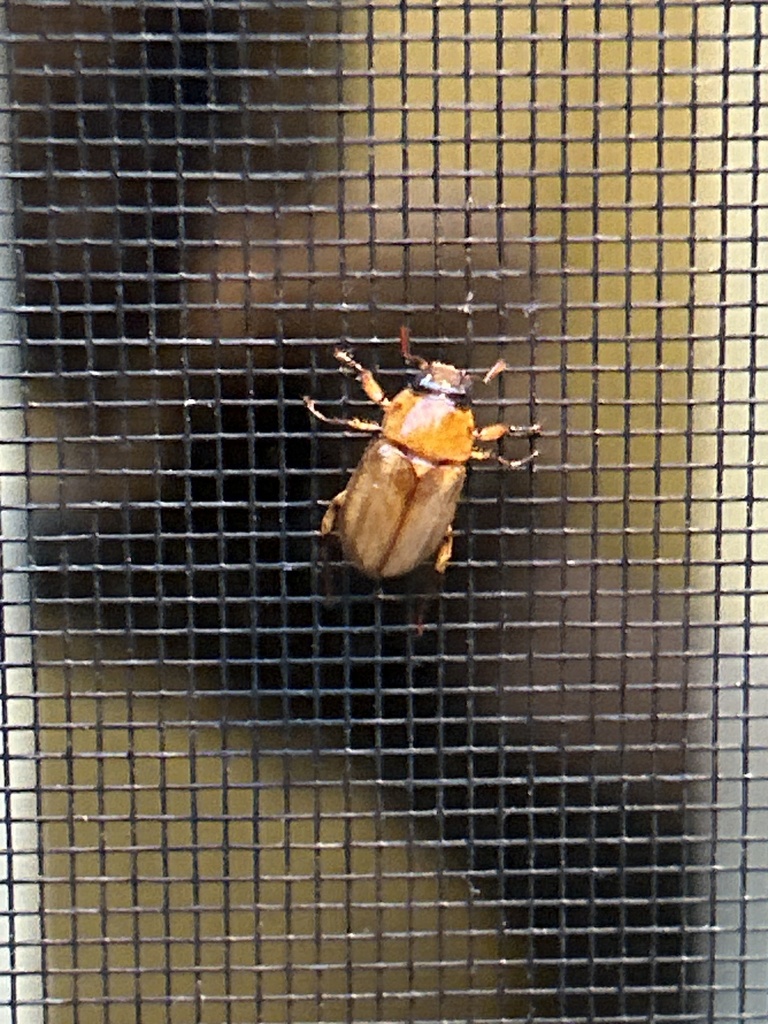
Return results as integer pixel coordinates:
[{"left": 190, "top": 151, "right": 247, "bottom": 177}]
[
  {"left": 317, "top": 490, "right": 347, "bottom": 601},
  {"left": 434, "top": 525, "right": 454, "bottom": 574},
  {"left": 334, "top": 349, "right": 390, "bottom": 407},
  {"left": 470, "top": 446, "right": 538, "bottom": 470},
  {"left": 304, "top": 397, "right": 381, "bottom": 434},
  {"left": 409, "top": 527, "right": 453, "bottom": 634},
  {"left": 320, "top": 490, "right": 346, "bottom": 537}
]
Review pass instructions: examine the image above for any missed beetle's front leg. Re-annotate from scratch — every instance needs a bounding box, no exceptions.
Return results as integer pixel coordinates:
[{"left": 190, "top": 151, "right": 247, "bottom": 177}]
[
  {"left": 303, "top": 397, "right": 381, "bottom": 434},
  {"left": 334, "top": 349, "right": 390, "bottom": 407}
]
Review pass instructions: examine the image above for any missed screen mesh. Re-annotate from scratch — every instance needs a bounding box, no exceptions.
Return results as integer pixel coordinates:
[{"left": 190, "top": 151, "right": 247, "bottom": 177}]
[{"left": 0, "top": 1, "right": 743, "bottom": 1021}]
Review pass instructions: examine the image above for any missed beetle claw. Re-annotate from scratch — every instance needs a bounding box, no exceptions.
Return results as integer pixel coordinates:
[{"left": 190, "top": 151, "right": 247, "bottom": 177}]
[{"left": 498, "top": 449, "right": 538, "bottom": 470}]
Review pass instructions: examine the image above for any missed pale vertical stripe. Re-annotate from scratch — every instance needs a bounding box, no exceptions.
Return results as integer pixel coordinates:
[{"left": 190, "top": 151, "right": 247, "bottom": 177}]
[{"left": 0, "top": 11, "right": 42, "bottom": 1022}]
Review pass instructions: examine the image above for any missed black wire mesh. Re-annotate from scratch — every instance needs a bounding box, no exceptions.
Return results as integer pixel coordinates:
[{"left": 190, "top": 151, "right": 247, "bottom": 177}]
[{"left": 0, "top": 0, "right": 730, "bottom": 1021}]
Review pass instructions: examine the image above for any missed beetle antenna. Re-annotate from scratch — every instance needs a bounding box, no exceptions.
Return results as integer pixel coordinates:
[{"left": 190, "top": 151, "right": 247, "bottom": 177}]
[
  {"left": 481, "top": 358, "right": 508, "bottom": 385},
  {"left": 399, "top": 326, "right": 429, "bottom": 370}
]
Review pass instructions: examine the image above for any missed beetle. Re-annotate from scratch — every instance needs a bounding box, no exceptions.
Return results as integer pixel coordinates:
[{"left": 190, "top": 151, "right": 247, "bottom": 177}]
[{"left": 304, "top": 327, "right": 539, "bottom": 580}]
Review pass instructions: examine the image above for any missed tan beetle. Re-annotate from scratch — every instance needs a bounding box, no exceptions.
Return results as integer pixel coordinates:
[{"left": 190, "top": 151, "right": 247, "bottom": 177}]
[{"left": 305, "top": 328, "right": 539, "bottom": 579}]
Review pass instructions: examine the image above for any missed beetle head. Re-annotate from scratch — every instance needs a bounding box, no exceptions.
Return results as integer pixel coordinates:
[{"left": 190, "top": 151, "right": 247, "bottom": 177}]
[
  {"left": 411, "top": 361, "right": 472, "bottom": 406},
  {"left": 399, "top": 325, "right": 508, "bottom": 406},
  {"left": 400, "top": 325, "right": 472, "bottom": 405}
]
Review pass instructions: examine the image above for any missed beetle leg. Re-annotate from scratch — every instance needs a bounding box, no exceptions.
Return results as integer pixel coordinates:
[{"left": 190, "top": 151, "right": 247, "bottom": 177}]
[
  {"left": 304, "top": 397, "right": 381, "bottom": 434},
  {"left": 472, "top": 421, "right": 539, "bottom": 468},
  {"left": 434, "top": 525, "right": 454, "bottom": 575},
  {"left": 474, "top": 421, "right": 541, "bottom": 443},
  {"left": 320, "top": 490, "right": 346, "bottom": 537},
  {"left": 470, "top": 446, "right": 538, "bottom": 470},
  {"left": 334, "top": 349, "right": 390, "bottom": 407}
]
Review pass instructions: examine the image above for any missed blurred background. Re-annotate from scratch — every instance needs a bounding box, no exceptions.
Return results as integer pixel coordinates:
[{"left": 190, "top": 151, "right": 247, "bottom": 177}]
[{"left": 0, "top": 0, "right": 752, "bottom": 1021}]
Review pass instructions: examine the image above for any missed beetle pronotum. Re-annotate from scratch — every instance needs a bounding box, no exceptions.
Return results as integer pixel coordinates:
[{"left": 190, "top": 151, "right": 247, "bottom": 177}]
[{"left": 304, "top": 328, "right": 539, "bottom": 580}]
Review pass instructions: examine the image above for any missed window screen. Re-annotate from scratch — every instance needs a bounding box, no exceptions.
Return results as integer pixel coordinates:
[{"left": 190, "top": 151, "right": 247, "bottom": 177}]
[{"left": 0, "top": 1, "right": 748, "bottom": 1022}]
